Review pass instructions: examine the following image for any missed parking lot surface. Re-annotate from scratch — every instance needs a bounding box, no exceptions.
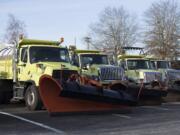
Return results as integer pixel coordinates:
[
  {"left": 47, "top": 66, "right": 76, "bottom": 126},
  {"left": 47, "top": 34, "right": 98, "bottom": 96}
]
[{"left": 1, "top": 102, "right": 180, "bottom": 135}]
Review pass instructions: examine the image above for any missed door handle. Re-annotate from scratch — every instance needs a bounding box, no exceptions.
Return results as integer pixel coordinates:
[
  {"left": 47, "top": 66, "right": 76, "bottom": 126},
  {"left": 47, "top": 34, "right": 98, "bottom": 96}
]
[{"left": 18, "top": 63, "right": 26, "bottom": 67}]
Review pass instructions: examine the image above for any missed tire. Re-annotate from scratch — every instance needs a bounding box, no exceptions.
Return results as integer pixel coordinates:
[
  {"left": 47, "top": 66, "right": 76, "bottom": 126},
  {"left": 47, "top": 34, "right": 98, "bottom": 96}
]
[
  {"left": 25, "top": 85, "right": 43, "bottom": 111},
  {"left": 0, "top": 92, "right": 4, "bottom": 104}
]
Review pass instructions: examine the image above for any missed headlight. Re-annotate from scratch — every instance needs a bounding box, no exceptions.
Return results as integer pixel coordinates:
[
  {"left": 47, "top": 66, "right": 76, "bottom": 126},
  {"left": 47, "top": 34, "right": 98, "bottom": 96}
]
[
  {"left": 137, "top": 79, "right": 144, "bottom": 84},
  {"left": 140, "top": 72, "right": 145, "bottom": 80}
]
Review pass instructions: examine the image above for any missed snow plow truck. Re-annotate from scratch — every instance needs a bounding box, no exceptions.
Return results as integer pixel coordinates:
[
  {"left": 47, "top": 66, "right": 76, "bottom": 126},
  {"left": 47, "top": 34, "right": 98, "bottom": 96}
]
[
  {"left": 147, "top": 58, "right": 180, "bottom": 102},
  {"left": 69, "top": 47, "right": 126, "bottom": 86},
  {"left": 0, "top": 37, "right": 136, "bottom": 114},
  {"left": 117, "top": 47, "right": 168, "bottom": 105}
]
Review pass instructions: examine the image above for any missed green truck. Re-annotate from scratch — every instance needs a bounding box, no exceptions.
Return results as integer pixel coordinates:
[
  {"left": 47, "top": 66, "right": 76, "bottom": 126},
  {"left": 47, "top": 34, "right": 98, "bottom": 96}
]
[
  {"left": 70, "top": 48, "right": 125, "bottom": 85},
  {"left": 118, "top": 47, "right": 162, "bottom": 84},
  {"left": 149, "top": 59, "right": 180, "bottom": 92},
  {"left": 117, "top": 47, "right": 167, "bottom": 103},
  {"left": 118, "top": 55, "right": 162, "bottom": 84}
]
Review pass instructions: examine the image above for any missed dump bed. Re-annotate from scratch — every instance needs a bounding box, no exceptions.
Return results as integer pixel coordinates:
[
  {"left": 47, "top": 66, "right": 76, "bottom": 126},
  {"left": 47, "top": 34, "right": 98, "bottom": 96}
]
[{"left": 0, "top": 47, "right": 13, "bottom": 79}]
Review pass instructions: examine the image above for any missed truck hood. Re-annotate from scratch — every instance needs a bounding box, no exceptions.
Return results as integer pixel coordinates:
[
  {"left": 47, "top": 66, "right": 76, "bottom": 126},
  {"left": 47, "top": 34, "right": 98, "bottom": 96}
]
[
  {"left": 90, "top": 64, "right": 109, "bottom": 68},
  {"left": 90, "top": 64, "right": 118, "bottom": 69},
  {"left": 37, "top": 62, "right": 77, "bottom": 70},
  {"left": 133, "top": 69, "right": 160, "bottom": 73},
  {"left": 88, "top": 64, "right": 122, "bottom": 73}
]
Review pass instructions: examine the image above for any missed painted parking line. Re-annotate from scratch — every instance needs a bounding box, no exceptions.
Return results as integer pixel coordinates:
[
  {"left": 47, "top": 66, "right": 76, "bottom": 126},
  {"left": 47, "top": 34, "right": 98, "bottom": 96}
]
[
  {"left": 0, "top": 111, "right": 66, "bottom": 135},
  {"left": 140, "top": 106, "right": 170, "bottom": 111},
  {"left": 163, "top": 102, "right": 180, "bottom": 105},
  {"left": 112, "top": 114, "right": 132, "bottom": 119}
]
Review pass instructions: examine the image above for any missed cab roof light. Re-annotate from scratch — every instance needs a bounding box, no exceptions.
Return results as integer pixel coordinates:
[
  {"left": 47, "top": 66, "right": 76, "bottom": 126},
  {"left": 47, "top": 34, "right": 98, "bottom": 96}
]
[
  {"left": 69, "top": 45, "right": 76, "bottom": 51},
  {"left": 19, "top": 34, "right": 24, "bottom": 40}
]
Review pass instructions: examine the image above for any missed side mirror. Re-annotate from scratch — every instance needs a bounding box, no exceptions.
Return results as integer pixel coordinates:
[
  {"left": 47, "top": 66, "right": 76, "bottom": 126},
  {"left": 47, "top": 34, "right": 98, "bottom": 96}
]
[
  {"left": 13, "top": 48, "right": 18, "bottom": 63},
  {"left": 121, "top": 64, "right": 127, "bottom": 71},
  {"left": 71, "top": 61, "right": 79, "bottom": 67},
  {"left": 15, "top": 56, "right": 18, "bottom": 63}
]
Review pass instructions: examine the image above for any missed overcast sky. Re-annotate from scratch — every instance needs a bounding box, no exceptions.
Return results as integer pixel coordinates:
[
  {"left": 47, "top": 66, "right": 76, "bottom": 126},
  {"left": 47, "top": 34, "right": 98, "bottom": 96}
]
[{"left": 0, "top": 0, "right": 160, "bottom": 48}]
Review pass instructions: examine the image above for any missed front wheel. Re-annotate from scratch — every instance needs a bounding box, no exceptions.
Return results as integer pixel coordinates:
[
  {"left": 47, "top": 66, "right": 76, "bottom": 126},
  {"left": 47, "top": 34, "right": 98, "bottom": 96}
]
[{"left": 25, "top": 85, "right": 43, "bottom": 111}]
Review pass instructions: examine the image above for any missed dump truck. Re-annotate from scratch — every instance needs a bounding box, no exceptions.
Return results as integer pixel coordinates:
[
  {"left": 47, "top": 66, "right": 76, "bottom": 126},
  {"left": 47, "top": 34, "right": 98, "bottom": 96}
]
[
  {"left": 117, "top": 47, "right": 167, "bottom": 104},
  {"left": 148, "top": 58, "right": 180, "bottom": 102},
  {"left": 0, "top": 37, "right": 135, "bottom": 114}
]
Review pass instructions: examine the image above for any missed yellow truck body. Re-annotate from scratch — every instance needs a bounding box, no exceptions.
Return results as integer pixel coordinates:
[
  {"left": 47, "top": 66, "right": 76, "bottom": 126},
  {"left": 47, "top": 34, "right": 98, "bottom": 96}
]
[{"left": 0, "top": 38, "right": 78, "bottom": 110}]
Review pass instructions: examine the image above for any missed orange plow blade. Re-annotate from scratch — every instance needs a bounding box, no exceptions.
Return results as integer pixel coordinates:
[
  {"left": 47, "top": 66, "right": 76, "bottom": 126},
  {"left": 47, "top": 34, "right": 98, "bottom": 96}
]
[{"left": 39, "top": 75, "right": 135, "bottom": 114}]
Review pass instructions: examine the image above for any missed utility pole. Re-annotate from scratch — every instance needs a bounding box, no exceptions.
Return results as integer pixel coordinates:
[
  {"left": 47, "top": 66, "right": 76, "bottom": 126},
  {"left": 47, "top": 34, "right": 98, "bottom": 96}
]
[
  {"left": 84, "top": 37, "right": 91, "bottom": 50},
  {"left": 74, "top": 37, "right": 76, "bottom": 46}
]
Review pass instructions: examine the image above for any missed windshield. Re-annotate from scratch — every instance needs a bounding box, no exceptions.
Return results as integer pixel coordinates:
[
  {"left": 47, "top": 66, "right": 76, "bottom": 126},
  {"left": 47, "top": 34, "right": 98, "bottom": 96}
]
[
  {"left": 127, "top": 60, "right": 152, "bottom": 70},
  {"left": 80, "top": 54, "right": 108, "bottom": 67},
  {"left": 157, "top": 61, "right": 170, "bottom": 69},
  {"left": 30, "top": 47, "right": 70, "bottom": 63}
]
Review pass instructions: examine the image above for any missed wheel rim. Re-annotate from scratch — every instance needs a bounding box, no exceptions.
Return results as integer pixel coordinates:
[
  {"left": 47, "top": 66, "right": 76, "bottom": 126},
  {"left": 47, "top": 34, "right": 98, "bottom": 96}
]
[{"left": 27, "top": 90, "right": 35, "bottom": 106}]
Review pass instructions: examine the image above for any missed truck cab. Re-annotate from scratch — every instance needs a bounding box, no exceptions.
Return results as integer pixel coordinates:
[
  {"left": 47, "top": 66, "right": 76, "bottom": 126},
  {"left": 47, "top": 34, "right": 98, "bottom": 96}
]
[
  {"left": 70, "top": 49, "right": 125, "bottom": 84},
  {"left": 148, "top": 58, "right": 180, "bottom": 91},
  {"left": 117, "top": 47, "right": 162, "bottom": 84},
  {"left": 118, "top": 55, "right": 162, "bottom": 84}
]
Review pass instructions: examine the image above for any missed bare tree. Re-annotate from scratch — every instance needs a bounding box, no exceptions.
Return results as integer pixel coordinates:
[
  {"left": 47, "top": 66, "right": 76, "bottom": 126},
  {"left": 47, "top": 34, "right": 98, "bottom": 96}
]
[
  {"left": 88, "top": 7, "right": 138, "bottom": 62},
  {"left": 144, "top": 0, "right": 180, "bottom": 60},
  {"left": 4, "top": 14, "right": 27, "bottom": 44}
]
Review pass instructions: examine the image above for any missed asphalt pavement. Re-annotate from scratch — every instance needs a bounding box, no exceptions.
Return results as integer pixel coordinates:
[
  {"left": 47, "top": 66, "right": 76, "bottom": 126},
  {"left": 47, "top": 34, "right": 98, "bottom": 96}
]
[{"left": 1, "top": 102, "right": 180, "bottom": 135}]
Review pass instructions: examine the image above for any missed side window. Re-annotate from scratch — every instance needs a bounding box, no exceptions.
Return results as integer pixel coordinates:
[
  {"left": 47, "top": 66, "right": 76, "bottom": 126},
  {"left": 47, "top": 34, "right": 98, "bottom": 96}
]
[
  {"left": 21, "top": 48, "right": 28, "bottom": 63},
  {"left": 120, "top": 61, "right": 126, "bottom": 70},
  {"left": 72, "top": 54, "right": 79, "bottom": 67}
]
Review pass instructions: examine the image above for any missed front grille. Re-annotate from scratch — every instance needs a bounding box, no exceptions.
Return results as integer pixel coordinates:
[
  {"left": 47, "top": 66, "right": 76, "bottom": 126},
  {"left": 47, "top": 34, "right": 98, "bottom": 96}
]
[
  {"left": 99, "top": 66, "right": 125, "bottom": 81},
  {"left": 167, "top": 70, "right": 180, "bottom": 81},
  {"left": 144, "top": 72, "right": 162, "bottom": 82},
  {"left": 52, "top": 70, "right": 78, "bottom": 82}
]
